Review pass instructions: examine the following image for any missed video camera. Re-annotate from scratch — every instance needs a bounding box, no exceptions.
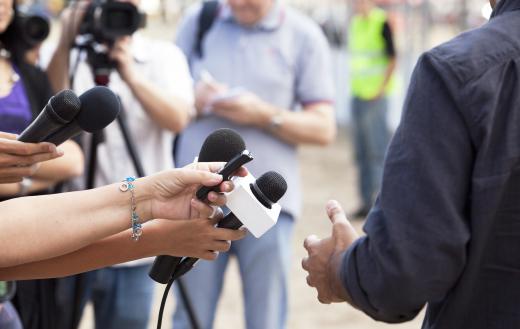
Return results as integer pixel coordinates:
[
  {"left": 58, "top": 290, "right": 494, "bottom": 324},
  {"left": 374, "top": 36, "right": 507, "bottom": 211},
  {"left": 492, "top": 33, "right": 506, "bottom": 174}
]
[
  {"left": 17, "top": 5, "right": 50, "bottom": 50},
  {"left": 75, "top": 0, "right": 146, "bottom": 83}
]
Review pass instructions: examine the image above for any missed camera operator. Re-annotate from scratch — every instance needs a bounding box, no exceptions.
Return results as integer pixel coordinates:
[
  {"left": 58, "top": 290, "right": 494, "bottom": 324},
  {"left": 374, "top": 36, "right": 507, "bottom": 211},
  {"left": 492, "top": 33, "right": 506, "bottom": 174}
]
[{"left": 46, "top": 0, "right": 195, "bottom": 327}]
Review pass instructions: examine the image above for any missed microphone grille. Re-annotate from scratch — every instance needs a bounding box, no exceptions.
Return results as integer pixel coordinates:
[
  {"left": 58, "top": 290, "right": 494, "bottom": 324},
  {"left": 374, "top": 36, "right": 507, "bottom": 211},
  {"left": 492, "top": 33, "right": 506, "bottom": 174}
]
[
  {"left": 77, "top": 86, "right": 121, "bottom": 132},
  {"left": 256, "top": 171, "right": 287, "bottom": 203},
  {"left": 198, "top": 128, "right": 246, "bottom": 162},
  {"left": 50, "top": 89, "right": 81, "bottom": 122}
]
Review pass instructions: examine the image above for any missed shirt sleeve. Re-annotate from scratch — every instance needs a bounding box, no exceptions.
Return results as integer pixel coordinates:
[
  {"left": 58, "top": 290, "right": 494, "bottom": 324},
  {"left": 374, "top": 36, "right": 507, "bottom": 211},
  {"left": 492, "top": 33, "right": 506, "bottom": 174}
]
[
  {"left": 382, "top": 21, "right": 396, "bottom": 57},
  {"left": 175, "top": 3, "right": 203, "bottom": 62},
  {"left": 295, "top": 24, "right": 335, "bottom": 106},
  {"left": 341, "top": 53, "right": 473, "bottom": 323}
]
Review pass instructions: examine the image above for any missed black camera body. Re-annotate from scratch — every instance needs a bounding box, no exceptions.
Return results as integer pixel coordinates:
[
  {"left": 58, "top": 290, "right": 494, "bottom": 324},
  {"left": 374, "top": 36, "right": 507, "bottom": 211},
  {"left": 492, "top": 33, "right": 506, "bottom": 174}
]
[
  {"left": 79, "top": 0, "right": 145, "bottom": 44},
  {"left": 76, "top": 0, "right": 146, "bottom": 84},
  {"left": 17, "top": 6, "right": 50, "bottom": 50}
]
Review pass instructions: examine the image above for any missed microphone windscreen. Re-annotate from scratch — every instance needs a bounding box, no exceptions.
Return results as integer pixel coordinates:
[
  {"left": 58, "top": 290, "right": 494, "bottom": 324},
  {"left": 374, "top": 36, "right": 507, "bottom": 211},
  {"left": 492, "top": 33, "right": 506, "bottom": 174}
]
[
  {"left": 77, "top": 86, "right": 121, "bottom": 132},
  {"left": 50, "top": 89, "right": 81, "bottom": 123},
  {"left": 256, "top": 171, "right": 287, "bottom": 203},
  {"left": 198, "top": 128, "right": 246, "bottom": 162}
]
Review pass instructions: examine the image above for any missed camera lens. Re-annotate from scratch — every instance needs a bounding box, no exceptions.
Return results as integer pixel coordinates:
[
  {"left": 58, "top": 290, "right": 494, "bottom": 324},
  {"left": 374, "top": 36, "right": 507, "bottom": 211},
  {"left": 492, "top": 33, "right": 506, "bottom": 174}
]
[{"left": 24, "top": 15, "right": 50, "bottom": 44}]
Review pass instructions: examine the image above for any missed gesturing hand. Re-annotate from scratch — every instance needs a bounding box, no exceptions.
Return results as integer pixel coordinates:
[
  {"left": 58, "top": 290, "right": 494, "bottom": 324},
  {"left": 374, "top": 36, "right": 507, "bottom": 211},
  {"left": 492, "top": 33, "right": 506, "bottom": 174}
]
[{"left": 302, "top": 200, "right": 359, "bottom": 304}]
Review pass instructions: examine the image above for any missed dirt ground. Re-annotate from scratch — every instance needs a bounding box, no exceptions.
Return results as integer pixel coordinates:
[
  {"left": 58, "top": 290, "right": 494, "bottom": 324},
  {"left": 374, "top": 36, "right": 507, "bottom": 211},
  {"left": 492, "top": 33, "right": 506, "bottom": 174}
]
[{"left": 79, "top": 129, "right": 425, "bottom": 329}]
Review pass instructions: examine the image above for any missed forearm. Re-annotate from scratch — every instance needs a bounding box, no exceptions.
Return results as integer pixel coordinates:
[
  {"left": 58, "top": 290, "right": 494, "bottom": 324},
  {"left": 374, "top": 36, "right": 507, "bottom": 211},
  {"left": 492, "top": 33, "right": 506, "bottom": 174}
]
[
  {"left": 0, "top": 179, "right": 56, "bottom": 197},
  {"left": 32, "top": 140, "right": 84, "bottom": 182},
  {"left": 380, "top": 57, "right": 396, "bottom": 93},
  {"left": 257, "top": 103, "right": 336, "bottom": 146},
  {"left": 0, "top": 179, "right": 152, "bottom": 267},
  {"left": 47, "top": 41, "right": 71, "bottom": 92},
  {"left": 127, "top": 77, "right": 190, "bottom": 133},
  {"left": 0, "top": 226, "right": 159, "bottom": 280}
]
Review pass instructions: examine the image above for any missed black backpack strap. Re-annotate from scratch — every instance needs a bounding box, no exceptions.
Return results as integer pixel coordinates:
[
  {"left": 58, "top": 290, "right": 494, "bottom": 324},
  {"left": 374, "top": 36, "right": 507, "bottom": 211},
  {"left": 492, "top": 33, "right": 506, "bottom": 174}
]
[{"left": 194, "top": 0, "right": 220, "bottom": 58}]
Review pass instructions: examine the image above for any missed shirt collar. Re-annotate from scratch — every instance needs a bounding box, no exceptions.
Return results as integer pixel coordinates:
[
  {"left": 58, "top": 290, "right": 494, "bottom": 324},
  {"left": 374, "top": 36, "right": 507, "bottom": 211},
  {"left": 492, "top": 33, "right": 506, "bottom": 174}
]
[
  {"left": 219, "top": 1, "right": 284, "bottom": 31},
  {"left": 491, "top": 0, "right": 520, "bottom": 18}
]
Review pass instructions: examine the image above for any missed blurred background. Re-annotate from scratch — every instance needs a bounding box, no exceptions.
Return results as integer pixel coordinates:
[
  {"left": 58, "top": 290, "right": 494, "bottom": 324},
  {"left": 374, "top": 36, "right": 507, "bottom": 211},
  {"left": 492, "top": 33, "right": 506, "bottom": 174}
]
[{"left": 18, "top": 0, "right": 493, "bottom": 327}]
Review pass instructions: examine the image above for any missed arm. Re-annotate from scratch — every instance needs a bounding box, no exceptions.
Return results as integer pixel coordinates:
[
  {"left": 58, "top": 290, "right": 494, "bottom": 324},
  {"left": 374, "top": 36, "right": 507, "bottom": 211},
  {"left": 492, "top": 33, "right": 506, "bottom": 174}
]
[
  {"left": 341, "top": 54, "right": 472, "bottom": 322},
  {"left": 374, "top": 21, "right": 397, "bottom": 99},
  {"left": 0, "top": 163, "right": 232, "bottom": 268},
  {"left": 0, "top": 217, "right": 245, "bottom": 280},
  {"left": 109, "top": 37, "right": 193, "bottom": 133}
]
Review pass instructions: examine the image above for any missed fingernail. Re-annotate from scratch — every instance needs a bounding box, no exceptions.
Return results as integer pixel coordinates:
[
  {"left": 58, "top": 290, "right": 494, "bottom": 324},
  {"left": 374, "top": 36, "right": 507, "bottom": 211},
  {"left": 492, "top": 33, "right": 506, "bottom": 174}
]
[
  {"left": 56, "top": 148, "right": 64, "bottom": 156},
  {"left": 211, "top": 173, "right": 223, "bottom": 182},
  {"left": 326, "top": 200, "right": 339, "bottom": 211}
]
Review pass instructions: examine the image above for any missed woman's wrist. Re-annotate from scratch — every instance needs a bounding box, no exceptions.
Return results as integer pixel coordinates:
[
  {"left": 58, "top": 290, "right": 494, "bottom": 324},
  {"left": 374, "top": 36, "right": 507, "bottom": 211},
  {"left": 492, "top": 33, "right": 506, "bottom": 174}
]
[{"left": 133, "top": 177, "right": 154, "bottom": 223}]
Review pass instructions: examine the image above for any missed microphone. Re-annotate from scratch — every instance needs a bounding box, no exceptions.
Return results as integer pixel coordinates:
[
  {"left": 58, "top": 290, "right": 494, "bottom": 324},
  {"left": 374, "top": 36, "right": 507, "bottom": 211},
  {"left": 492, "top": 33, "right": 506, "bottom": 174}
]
[
  {"left": 45, "top": 86, "right": 121, "bottom": 146},
  {"left": 17, "top": 89, "right": 81, "bottom": 143},
  {"left": 149, "top": 128, "right": 253, "bottom": 284},
  {"left": 169, "top": 171, "right": 288, "bottom": 281}
]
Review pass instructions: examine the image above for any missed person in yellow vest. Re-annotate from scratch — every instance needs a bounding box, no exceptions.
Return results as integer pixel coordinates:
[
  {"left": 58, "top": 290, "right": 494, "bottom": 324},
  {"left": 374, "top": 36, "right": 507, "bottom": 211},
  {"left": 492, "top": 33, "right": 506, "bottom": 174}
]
[{"left": 348, "top": 0, "right": 396, "bottom": 218}]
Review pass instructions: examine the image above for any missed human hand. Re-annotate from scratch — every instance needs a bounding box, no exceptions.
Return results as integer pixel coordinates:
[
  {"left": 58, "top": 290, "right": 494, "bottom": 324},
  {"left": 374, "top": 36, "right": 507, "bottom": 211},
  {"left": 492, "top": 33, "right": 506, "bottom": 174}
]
[
  {"left": 194, "top": 78, "right": 228, "bottom": 115},
  {"left": 138, "top": 162, "right": 248, "bottom": 222},
  {"left": 0, "top": 132, "right": 63, "bottom": 184},
  {"left": 58, "top": 1, "right": 90, "bottom": 48},
  {"left": 151, "top": 216, "right": 247, "bottom": 260},
  {"left": 302, "top": 200, "right": 359, "bottom": 304},
  {"left": 211, "top": 92, "right": 273, "bottom": 127},
  {"left": 109, "top": 36, "right": 137, "bottom": 83}
]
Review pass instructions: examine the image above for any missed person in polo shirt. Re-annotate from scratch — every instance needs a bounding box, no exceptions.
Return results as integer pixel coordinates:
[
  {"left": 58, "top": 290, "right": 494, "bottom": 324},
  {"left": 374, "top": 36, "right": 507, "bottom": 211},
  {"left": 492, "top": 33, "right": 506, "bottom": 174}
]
[{"left": 173, "top": 0, "right": 336, "bottom": 328}]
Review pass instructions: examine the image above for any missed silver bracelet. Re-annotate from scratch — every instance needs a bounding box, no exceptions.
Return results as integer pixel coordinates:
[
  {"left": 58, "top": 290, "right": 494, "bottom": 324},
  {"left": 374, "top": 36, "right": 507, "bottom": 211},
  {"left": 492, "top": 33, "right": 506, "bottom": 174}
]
[{"left": 120, "top": 176, "right": 142, "bottom": 241}]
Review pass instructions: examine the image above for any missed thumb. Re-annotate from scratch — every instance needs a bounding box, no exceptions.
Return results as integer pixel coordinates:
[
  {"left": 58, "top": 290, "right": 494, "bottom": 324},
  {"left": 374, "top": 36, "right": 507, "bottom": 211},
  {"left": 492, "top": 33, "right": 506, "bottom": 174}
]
[
  {"left": 326, "top": 200, "right": 348, "bottom": 225},
  {"left": 326, "top": 200, "right": 358, "bottom": 250},
  {"left": 175, "top": 169, "right": 223, "bottom": 187}
]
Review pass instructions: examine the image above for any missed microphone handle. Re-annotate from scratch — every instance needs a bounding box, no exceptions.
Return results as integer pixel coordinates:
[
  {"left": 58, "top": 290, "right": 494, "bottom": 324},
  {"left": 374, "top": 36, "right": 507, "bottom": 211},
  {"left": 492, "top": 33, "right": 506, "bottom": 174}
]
[
  {"left": 44, "top": 122, "right": 83, "bottom": 146},
  {"left": 170, "top": 213, "right": 243, "bottom": 282},
  {"left": 18, "top": 108, "right": 67, "bottom": 143},
  {"left": 149, "top": 152, "right": 252, "bottom": 284}
]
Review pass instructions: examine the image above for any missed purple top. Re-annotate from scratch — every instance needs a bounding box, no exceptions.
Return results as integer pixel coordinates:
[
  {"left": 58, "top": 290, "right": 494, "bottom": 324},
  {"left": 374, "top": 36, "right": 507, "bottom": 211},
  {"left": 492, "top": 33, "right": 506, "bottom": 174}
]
[{"left": 0, "top": 66, "right": 32, "bottom": 134}]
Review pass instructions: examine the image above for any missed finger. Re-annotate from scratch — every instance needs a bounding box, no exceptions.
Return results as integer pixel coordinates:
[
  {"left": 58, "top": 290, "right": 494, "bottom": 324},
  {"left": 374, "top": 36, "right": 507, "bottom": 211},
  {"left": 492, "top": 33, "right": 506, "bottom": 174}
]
[
  {"left": 326, "top": 200, "right": 349, "bottom": 225},
  {"left": 0, "top": 165, "right": 39, "bottom": 178},
  {"left": 219, "top": 181, "right": 234, "bottom": 193},
  {"left": 0, "top": 151, "right": 62, "bottom": 167},
  {"left": 0, "top": 132, "right": 16, "bottom": 140},
  {"left": 185, "top": 162, "right": 226, "bottom": 173},
  {"left": 210, "top": 240, "right": 231, "bottom": 253},
  {"left": 175, "top": 169, "right": 223, "bottom": 187},
  {"left": 191, "top": 199, "right": 216, "bottom": 218},
  {"left": 214, "top": 227, "right": 247, "bottom": 241},
  {"left": 303, "top": 235, "right": 320, "bottom": 253},
  {"left": 301, "top": 256, "right": 310, "bottom": 271},
  {"left": 0, "top": 176, "right": 24, "bottom": 184},
  {"left": 306, "top": 275, "right": 315, "bottom": 287},
  {"left": 0, "top": 139, "right": 58, "bottom": 156},
  {"left": 207, "top": 191, "right": 226, "bottom": 206},
  {"left": 201, "top": 251, "right": 219, "bottom": 261}
]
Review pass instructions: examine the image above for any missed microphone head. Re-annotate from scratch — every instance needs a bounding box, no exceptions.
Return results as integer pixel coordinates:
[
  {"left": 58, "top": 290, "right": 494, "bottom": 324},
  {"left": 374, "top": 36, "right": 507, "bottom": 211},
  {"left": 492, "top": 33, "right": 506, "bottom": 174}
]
[
  {"left": 198, "top": 128, "right": 246, "bottom": 162},
  {"left": 49, "top": 89, "right": 81, "bottom": 123},
  {"left": 256, "top": 171, "right": 287, "bottom": 203},
  {"left": 76, "top": 86, "right": 121, "bottom": 132}
]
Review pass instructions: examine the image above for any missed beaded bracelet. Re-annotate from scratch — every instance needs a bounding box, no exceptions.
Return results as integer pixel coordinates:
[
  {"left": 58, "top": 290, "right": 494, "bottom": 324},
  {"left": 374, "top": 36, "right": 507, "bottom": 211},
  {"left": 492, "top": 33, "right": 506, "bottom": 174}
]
[{"left": 120, "top": 176, "right": 142, "bottom": 241}]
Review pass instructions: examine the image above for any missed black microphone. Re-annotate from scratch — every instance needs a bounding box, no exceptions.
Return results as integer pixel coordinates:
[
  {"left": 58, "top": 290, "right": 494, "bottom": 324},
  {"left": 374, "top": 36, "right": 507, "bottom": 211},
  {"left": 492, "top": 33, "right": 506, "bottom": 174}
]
[
  {"left": 149, "top": 128, "right": 253, "bottom": 284},
  {"left": 170, "top": 171, "right": 288, "bottom": 281},
  {"left": 18, "top": 89, "right": 81, "bottom": 143},
  {"left": 45, "top": 86, "right": 121, "bottom": 146}
]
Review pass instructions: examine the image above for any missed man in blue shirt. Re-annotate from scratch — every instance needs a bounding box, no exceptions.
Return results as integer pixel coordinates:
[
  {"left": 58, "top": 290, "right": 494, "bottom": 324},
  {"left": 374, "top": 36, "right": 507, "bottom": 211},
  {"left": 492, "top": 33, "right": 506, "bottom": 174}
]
[
  {"left": 303, "top": 0, "right": 520, "bottom": 328},
  {"left": 174, "top": 0, "right": 336, "bottom": 328}
]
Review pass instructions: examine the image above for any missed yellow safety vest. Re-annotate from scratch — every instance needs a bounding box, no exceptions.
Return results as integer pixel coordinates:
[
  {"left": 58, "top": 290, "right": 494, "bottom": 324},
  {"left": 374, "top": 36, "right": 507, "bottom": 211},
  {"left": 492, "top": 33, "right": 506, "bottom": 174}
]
[{"left": 349, "top": 8, "right": 394, "bottom": 100}]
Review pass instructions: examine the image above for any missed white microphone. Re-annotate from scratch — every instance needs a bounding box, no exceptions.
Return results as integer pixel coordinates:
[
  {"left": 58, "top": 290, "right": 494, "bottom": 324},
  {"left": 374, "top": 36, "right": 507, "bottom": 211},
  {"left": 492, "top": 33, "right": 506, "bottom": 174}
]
[{"left": 170, "top": 171, "right": 287, "bottom": 281}]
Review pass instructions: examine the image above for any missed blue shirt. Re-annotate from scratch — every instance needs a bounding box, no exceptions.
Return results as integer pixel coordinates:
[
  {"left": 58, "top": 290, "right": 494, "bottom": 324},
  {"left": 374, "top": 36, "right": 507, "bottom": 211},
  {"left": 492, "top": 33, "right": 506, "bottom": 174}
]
[
  {"left": 175, "top": 1, "right": 334, "bottom": 217},
  {"left": 342, "top": 1, "right": 520, "bottom": 328}
]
